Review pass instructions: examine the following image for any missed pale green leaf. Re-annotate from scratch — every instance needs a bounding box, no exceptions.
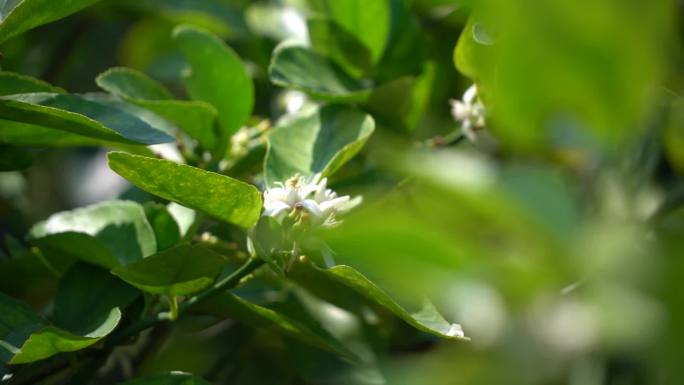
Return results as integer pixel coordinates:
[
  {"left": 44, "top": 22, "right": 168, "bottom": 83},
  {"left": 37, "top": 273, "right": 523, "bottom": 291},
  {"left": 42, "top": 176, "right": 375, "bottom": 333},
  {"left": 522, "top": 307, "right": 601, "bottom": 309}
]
[{"left": 29, "top": 200, "right": 157, "bottom": 268}]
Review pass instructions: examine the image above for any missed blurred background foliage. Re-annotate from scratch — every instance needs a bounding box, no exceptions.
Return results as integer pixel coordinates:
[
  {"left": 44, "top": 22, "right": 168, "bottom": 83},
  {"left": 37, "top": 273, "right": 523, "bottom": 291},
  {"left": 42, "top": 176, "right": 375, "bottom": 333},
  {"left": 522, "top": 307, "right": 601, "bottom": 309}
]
[{"left": 1, "top": 0, "right": 684, "bottom": 384}]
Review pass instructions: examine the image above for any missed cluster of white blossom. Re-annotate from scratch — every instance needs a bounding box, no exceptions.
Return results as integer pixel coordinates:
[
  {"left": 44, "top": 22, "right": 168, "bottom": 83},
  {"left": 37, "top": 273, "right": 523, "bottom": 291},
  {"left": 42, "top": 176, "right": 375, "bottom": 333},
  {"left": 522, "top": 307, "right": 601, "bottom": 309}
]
[
  {"left": 262, "top": 174, "right": 361, "bottom": 228},
  {"left": 450, "top": 84, "right": 486, "bottom": 142}
]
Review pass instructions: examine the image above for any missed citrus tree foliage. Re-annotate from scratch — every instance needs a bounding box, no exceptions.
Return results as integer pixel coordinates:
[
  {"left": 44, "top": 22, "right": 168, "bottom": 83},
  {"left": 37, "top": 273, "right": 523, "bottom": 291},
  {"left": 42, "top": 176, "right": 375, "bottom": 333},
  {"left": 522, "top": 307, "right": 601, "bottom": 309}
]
[{"left": 0, "top": 0, "right": 682, "bottom": 384}]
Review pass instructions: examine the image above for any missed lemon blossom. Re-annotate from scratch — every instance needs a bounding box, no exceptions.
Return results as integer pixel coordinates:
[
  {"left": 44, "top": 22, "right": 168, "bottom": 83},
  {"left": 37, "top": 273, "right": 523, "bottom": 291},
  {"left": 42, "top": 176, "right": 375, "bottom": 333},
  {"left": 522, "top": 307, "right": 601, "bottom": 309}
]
[
  {"left": 263, "top": 174, "right": 361, "bottom": 228},
  {"left": 450, "top": 84, "right": 486, "bottom": 142}
]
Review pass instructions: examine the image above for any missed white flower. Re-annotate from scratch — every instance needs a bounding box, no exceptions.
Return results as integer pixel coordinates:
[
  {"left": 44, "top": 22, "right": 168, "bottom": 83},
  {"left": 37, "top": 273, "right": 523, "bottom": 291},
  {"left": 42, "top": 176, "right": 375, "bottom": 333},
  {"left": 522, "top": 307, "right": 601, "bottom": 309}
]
[
  {"left": 450, "top": 84, "right": 486, "bottom": 142},
  {"left": 263, "top": 174, "right": 361, "bottom": 228},
  {"left": 230, "top": 126, "right": 253, "bottom": 158}
]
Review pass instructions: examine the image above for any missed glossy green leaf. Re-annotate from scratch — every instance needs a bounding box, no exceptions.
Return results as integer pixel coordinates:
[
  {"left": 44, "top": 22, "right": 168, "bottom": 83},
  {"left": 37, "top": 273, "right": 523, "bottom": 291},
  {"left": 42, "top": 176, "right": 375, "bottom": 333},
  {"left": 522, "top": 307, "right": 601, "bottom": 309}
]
[
  {"left": 269, "top": 43, "right": 371, "bottom": 102},
  {"left": 0, "top": 0, "right": 103, "bottom": 44},
  {"left": 0, "top": 93, "right": 174, "bottom": 145},
  {"left": 111, "top": 244, "right": 228, "bottom": 296},
  {"left": 321, "top": 0, "right": 390, "bottom": 64},
  {"left": 264, "top": 104, "right": 375, "bottom": 185},
  {"left": 0, "top": 144, "right": 32, "bottom": 171},
  {"left": 118, "top": 372, "right": 213, "bottom": 385},
  {"left": 0, "top": 72, "right": 65, "bottom": 96},
  {"left": 96, "top": 67, "right": 218, "bottom": 149},
  {"left": 54, "top": 263, "right": 139, "bottom": 335},
  {"left": 0, "top": 292, "right": 121, "bottom": 364},
  {"left": 107, "top": 152, "right": 262, "bottom": 228},
  {"left": 29, "top": 200, "right": 157, "bottom": 268},
  {"left": 173, "top": 25, "right": 253, "bottom": 140},
  {"left": 320, "top": 265, "right": 467, "bottom": 340}
]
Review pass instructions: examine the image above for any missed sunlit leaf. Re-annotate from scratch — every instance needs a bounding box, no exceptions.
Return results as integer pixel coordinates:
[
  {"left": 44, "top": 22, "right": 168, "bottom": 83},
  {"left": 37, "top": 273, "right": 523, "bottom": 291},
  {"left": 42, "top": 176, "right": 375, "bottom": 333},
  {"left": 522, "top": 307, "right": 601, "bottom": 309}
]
[
  {"left": 29, "top": 200, "right": 157, "bottom": 268},
  {"left": 107, "top": 152, "right": 262, "bottom": 228},
  {"left": 173, "top": 25, "right": 253, "bottom": 143},
  {"left": 264, "top": 104, "right": 374, "bottom": 186}
]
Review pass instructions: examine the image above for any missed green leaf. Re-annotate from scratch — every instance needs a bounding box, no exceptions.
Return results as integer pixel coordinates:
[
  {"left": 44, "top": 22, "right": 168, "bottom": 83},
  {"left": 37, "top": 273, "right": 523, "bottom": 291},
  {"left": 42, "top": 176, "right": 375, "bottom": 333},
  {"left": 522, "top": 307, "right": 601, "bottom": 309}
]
[
  {"left": 0, "top": 93, "right": 175, "bottom": 145},
  {"left": 453, "top": 17, "right": 494, "bottom": 82},
  {"left": 135, "top": 100, "right": 217, "bottom": 148},
  {"left": 111, "top": 244, "right": 228, "bottom": 296},
  {"left": 143, "top": 203, "right": 181, "bottom": 251},
  {"left": 0, "top": 72, "right": 65, "bottom": 96},
  {"left": 320, "top": 265, "right": 467, "bottom": 340},
  {"left": 118, "top": 372, "right": 213, "bottom": 385},
  {"left": 96, "top": 67, "right": 172, "bottom": 100},
  {"left": 0, "top": 292, "right": 121, "bottom": 364},
  {"left": 30, "top": 233, "right": 120, "bottom": 271},
  {"left": 456, "top": 0, "right": 673, "bottom": 150},
  {"left": 322, "top": 0, "right": 390, "bottom": 64},
  {"left": 167, "top": 202, "right": 196, "bottom": 237},
  {"left": 29, "top": 200, "right": 157, "bottom": 268},
  {"left": 173, "top": 25, "right": 254, "bottom": 141},
  {"left": 307, "top": 16, "right": 372, "bottom": 78},
  {"left": 269, "top": 43, "right": 371, "bottom": 102},
  {"left": 0, "top": 120, "right": 156, "bottom": 153},
  {"left": 0, "top": 120, "right": 100, "bottom": 146},
  {"left": 264, "top": 104, "right": 375, "bottom": 185},
  {"left": 96, "top": 67, "right": 218, "bottom": 149},
  {"left": 0, "top": 0, "right": 103, "bottom": 44},
  {"left": 107, "top": 152, "right": 262, "bottom": 228},
  {"left": 195, "top": 292, "right": 359, "bottom": 361},
  {"left": 54, "top": 263, "right": 139, "bottom": 335},
  {"left": 0, "top": 144, "right": 32, "bottom": 171}
]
